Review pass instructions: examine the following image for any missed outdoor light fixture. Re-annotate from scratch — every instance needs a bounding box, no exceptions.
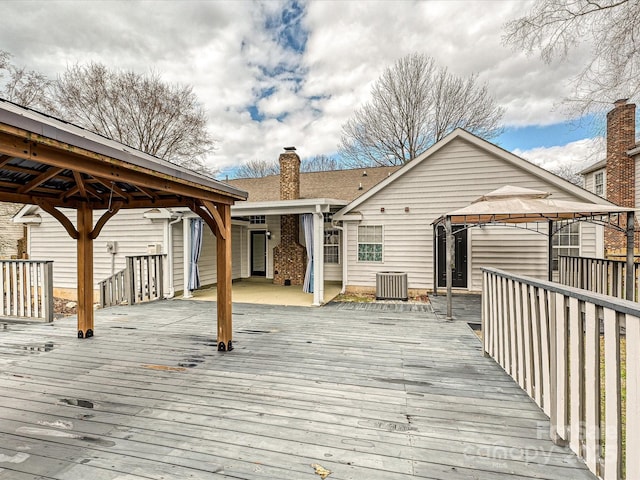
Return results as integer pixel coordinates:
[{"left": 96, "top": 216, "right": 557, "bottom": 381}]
[{"left": 266, "top": 231, "right": 272, "bottom": 239}]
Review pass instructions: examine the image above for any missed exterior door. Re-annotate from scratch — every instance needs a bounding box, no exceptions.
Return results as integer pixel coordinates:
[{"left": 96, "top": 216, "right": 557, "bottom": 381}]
[
  {"left": 437, "top": 226, "right": 468, "bottom": 288},
  {"left": 251, "top": 230, "right": 267, "bottom": 276}
]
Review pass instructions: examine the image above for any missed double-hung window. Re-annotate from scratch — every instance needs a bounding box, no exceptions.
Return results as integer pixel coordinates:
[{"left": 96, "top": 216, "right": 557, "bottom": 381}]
[
  {"left": 324, "top": 229, "right": 340, "bottom": 264},
  {"left": 357, "top": 225, "right": 383, "bottom": 262},
  {"left": 594, "top": 172, "right": 605, "bottom": 197},
  {"left": 552, "top": 222, "right": 580, "bottom": 269}
]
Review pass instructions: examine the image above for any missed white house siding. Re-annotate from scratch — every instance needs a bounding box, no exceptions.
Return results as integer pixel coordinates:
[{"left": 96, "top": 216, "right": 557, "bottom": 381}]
[
  {"left": 171, "top": 221, "right": 184, "bottom": 291},
  {"left": 28, "top": 208, "right": 165, "bottom": 293},
  {"left": 233, "top": 225, "right": 245, "bottom": 279},
  {"left": 344, "top": 136, "right": 599, "bottom": 292},
  {"left": 192, "top": 224, "right": 245, "bottom": 287},
  {"left": 584, "top": 172, "right": 595, "bottom": 194},
  {"left": 470, "top": 226, "right": 549, "bottom": 291},
  {"left": 580, "top": 223, "right": 601, "bottom": 258},
  {"left": 324, "top": 261, "right": 342, "bottom": 282}
]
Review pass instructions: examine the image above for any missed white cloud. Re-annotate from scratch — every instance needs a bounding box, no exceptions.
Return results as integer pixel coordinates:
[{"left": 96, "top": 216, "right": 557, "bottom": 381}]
[
  {"left": 513, "top": 137, "right": 605, "bottom": 173},
  {"left": 0, "top": 0, "right": 603, "bottom": 173}
]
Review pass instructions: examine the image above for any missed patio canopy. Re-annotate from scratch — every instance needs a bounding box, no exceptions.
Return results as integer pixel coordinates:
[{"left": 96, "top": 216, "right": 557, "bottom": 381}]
[
  {"left": 0, "top": 99, "right": 248, "bottom": 350},
  {"left": 433, "top": 186, "right": 636, "bottom": 319}
]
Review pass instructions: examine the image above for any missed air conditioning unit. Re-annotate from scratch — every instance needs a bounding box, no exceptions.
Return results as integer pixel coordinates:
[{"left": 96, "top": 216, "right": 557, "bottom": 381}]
[
  {"left": 147, "top": 243, "right": 163, "bottom": 254},
  {"left": 376, "top": 272, "right": 408, "bottom": 301}
]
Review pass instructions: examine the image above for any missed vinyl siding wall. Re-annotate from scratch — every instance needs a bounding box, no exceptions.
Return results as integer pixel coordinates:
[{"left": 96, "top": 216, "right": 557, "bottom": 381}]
[
  {"left": 171, "top": 221, "right": 184, "bottom": 291},
  {"left": 29, "top": 208, "right": 165, "bottom": 291},
  {"left": 345, "top": 137, "right": 602, "bottom": 292},
  {"left": 29, "top": 209, "right": 246, "bottom": 295}
]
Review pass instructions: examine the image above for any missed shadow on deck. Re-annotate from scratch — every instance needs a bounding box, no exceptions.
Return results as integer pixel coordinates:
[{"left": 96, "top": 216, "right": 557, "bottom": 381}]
[{"left": 0, "top": 299, "right": 595, "bottom": 479}]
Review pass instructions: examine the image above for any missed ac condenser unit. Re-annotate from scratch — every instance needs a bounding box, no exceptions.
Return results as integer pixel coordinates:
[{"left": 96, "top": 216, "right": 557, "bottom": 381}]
[{"left": 375, "top": 272, "right": 408, "bottom": 301}]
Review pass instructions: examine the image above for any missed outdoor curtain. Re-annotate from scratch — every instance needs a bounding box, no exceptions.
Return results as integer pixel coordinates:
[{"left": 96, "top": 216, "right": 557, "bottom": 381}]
[
  {"left": 302, "top": 213, "right": 314, "bottom": 293},
  {"left": 188, "top": 218, "right": 204, "bottom": 291}
]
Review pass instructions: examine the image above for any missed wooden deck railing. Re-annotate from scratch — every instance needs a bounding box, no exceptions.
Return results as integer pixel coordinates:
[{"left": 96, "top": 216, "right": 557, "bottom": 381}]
[
  {"left": 99, "top": 268, "right": 128, "bottom": 308},
  {"left": 0, "top": 260, "right": 53, "bottom": 322},
  {"left": 482, "top": 267, "right": 639, "bottom": 480},
  {"left": 559, "top": 255, "right": 640, "bottom": 302},
  {"left": 98, "top": 254, "right": 164, "bottom": 308}
]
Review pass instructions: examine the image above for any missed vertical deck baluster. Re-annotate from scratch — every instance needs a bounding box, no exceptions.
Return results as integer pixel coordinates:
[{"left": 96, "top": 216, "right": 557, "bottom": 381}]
[
  {"left": 584, "top": 302, "right": 600, "bottom": 474},
  {"left": 569, "top": 296, "right": 584, "bottom": 457},
  {"left": 603, "top": 308, "right": 621, "bottom": 480},
  {"left": 626, "top": 315, "right": 640, "bottom": 479}
]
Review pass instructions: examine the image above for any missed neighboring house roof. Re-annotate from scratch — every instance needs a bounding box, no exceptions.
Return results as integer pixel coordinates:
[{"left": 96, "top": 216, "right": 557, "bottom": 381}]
[
  {"left": 226, "top": 166, "right": 400, "bottom": 203},
  {"left": 580, "top": 159, "right": 607, "bottom": 175},
  {"left": 336, "top": 128, "right": 614, "bottom": 219}
]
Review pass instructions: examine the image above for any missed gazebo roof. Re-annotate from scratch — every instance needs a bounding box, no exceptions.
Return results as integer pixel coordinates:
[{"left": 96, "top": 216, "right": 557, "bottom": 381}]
[
  {"left": 0, "top": 99, "right": 247, "bottom": 210},
  {"left": 434, "top": 185, "right": 633, "bottom": 225}
]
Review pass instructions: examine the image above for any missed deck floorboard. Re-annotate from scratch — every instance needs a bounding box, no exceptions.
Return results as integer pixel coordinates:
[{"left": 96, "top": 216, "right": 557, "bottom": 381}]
[{"left": 0, "top": 299, "right": 595, "bottom": 479}]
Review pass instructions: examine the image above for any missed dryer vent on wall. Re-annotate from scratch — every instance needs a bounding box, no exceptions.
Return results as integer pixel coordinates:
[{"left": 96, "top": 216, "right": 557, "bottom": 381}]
[{"left": 375, "top": 272, "right": 408, "bottom": 301}]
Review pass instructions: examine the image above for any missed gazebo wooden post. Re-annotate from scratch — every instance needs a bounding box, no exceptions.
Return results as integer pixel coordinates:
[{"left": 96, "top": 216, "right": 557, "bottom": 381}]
[
  {"left": 626, "top": 211, "right": 635, "bottom": 301},
  {"left": 77, "top": 203, "right": 94, "bottom": 338},
  {"left": 216, "top": 203, "right": 233, "bottom": 351}
]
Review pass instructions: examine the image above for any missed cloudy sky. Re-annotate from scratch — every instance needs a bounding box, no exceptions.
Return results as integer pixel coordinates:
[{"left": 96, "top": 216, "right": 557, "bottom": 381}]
[{"left": 1, "top": 0, "right": 608, "bottom": 177}]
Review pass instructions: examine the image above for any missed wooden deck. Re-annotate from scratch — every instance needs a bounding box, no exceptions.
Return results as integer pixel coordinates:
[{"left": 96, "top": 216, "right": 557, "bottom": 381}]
[{"left": 0, "top": 299, "right": 596, "bottom": 479}]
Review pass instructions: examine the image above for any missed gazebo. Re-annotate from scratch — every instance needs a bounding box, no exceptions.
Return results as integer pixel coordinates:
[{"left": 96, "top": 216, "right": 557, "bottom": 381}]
[
  {"left": 0, "top": 99, "right": 247, "bottom": 351},
  {"left": 433, "top": 186, "right": 636, "bottom": 319}
]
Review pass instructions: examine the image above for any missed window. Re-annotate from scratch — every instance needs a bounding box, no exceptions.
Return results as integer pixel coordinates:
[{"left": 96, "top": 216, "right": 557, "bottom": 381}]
[
  {"left": 249, "top": 215, "right": 266, "bottom": 224},
  {"left": 594, "top": 172, "right": 605, "bottom": 196},
  {"left": 552, "top": 222, "right": 580, "bottom": 269},
  {"left": 357, "top": 225, "right": 383, "bottom": 262},
  {"left": 324, "top": 228, "right": 340, "bottom": 264},
  {"left": 323, "top": 212, "right": 334, "bottom": 223}
]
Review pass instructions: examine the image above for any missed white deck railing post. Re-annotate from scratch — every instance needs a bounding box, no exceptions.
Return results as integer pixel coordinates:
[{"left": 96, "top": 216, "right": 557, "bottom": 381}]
[
  {"left": 482, "top": 267, "right": 639, "bottom": 480},
  {"left": 0, "top": 260, "right": 54, "bottom": 322}
]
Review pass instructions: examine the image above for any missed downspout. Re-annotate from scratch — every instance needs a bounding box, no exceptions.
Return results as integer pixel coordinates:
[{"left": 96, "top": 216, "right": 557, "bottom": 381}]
[
  {"left": 313, "top": 205, "right": 324, "bottom": 306},
  {"left": 332, "top": 220, "right": 347, "bottom": 294},
  {"left": 165, "top": 213, "right": 183, "bottom": 299}
]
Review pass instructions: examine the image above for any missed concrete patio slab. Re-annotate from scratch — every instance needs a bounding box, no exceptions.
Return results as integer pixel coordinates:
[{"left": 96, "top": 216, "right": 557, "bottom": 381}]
[{"left": 190, "top": 278, "right": 342, "bottom": 306}]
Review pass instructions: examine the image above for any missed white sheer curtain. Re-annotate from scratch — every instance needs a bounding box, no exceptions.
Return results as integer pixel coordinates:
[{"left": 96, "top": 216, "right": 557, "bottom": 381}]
[
  {"left": 187, "top": 218, "right": 204, "bottom": 291},
  {"left": 302, "top": 214, "right": 314, "bottom": 293}
]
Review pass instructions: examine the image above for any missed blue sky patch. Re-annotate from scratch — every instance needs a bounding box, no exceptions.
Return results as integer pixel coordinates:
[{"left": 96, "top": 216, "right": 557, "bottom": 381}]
[{"left": 496, "top": 115, "right": 602, "bottom": 152}]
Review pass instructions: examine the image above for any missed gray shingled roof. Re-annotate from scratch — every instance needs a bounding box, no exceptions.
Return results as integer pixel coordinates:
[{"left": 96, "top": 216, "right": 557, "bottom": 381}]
[{"left": 226, "top": 166, "right": 400, "bottom": 202}]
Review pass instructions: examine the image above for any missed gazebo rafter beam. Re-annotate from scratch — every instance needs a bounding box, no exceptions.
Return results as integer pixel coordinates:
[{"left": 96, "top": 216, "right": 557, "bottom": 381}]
[{"left": 18, "top": 166, "right": 64, "bottom": 194}]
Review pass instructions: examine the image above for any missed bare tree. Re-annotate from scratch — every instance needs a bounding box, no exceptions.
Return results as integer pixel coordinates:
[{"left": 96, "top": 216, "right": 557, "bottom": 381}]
[
  {"left": 503, "top": 0, "right": 640, "bottom": 115},
  {"left": 51, "top": 62, "right": 215, "bottom": 173},
  {"left": 0, "top": 50, "right": 53, "bottom": 111},
  {"left": 301, "top": 154, "right": 340, "bottom": 172},
  {"left": 339, "top": 53, "right": 504, "bottom": 167},
  {"left": 235, "top": 159, "right": 279, "bottom": 178},
  {"left": 549, "top": 163, "right": 584, "bottom": 186}
]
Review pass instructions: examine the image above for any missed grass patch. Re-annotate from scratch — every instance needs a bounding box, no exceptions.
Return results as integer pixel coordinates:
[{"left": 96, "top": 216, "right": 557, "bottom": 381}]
[{"left": 332, "top": 293, "right": 376, "bottom": 303}]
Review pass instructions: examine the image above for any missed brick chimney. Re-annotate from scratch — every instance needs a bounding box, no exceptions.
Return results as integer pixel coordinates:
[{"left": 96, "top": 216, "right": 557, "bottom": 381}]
[
  {"left": 273, "top": 147, "right": 306, "bottom": 286},
  {"left": 605, "top": 99, "right": 637, "bottom": 256}
]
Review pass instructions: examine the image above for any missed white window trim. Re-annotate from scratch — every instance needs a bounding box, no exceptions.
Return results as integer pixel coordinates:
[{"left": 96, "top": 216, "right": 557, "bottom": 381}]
[
  {"left": 594, "top": 170, "right": 605, "bottom": 197},
  {"left": 553, "top": 222, "right": 581, "bottom": 269},
  {"left": 357, "top": 224, "right": 384, "bottom": 263},
  {"left": 323, "top": 227, "right": 341, "bottom": 265}
]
